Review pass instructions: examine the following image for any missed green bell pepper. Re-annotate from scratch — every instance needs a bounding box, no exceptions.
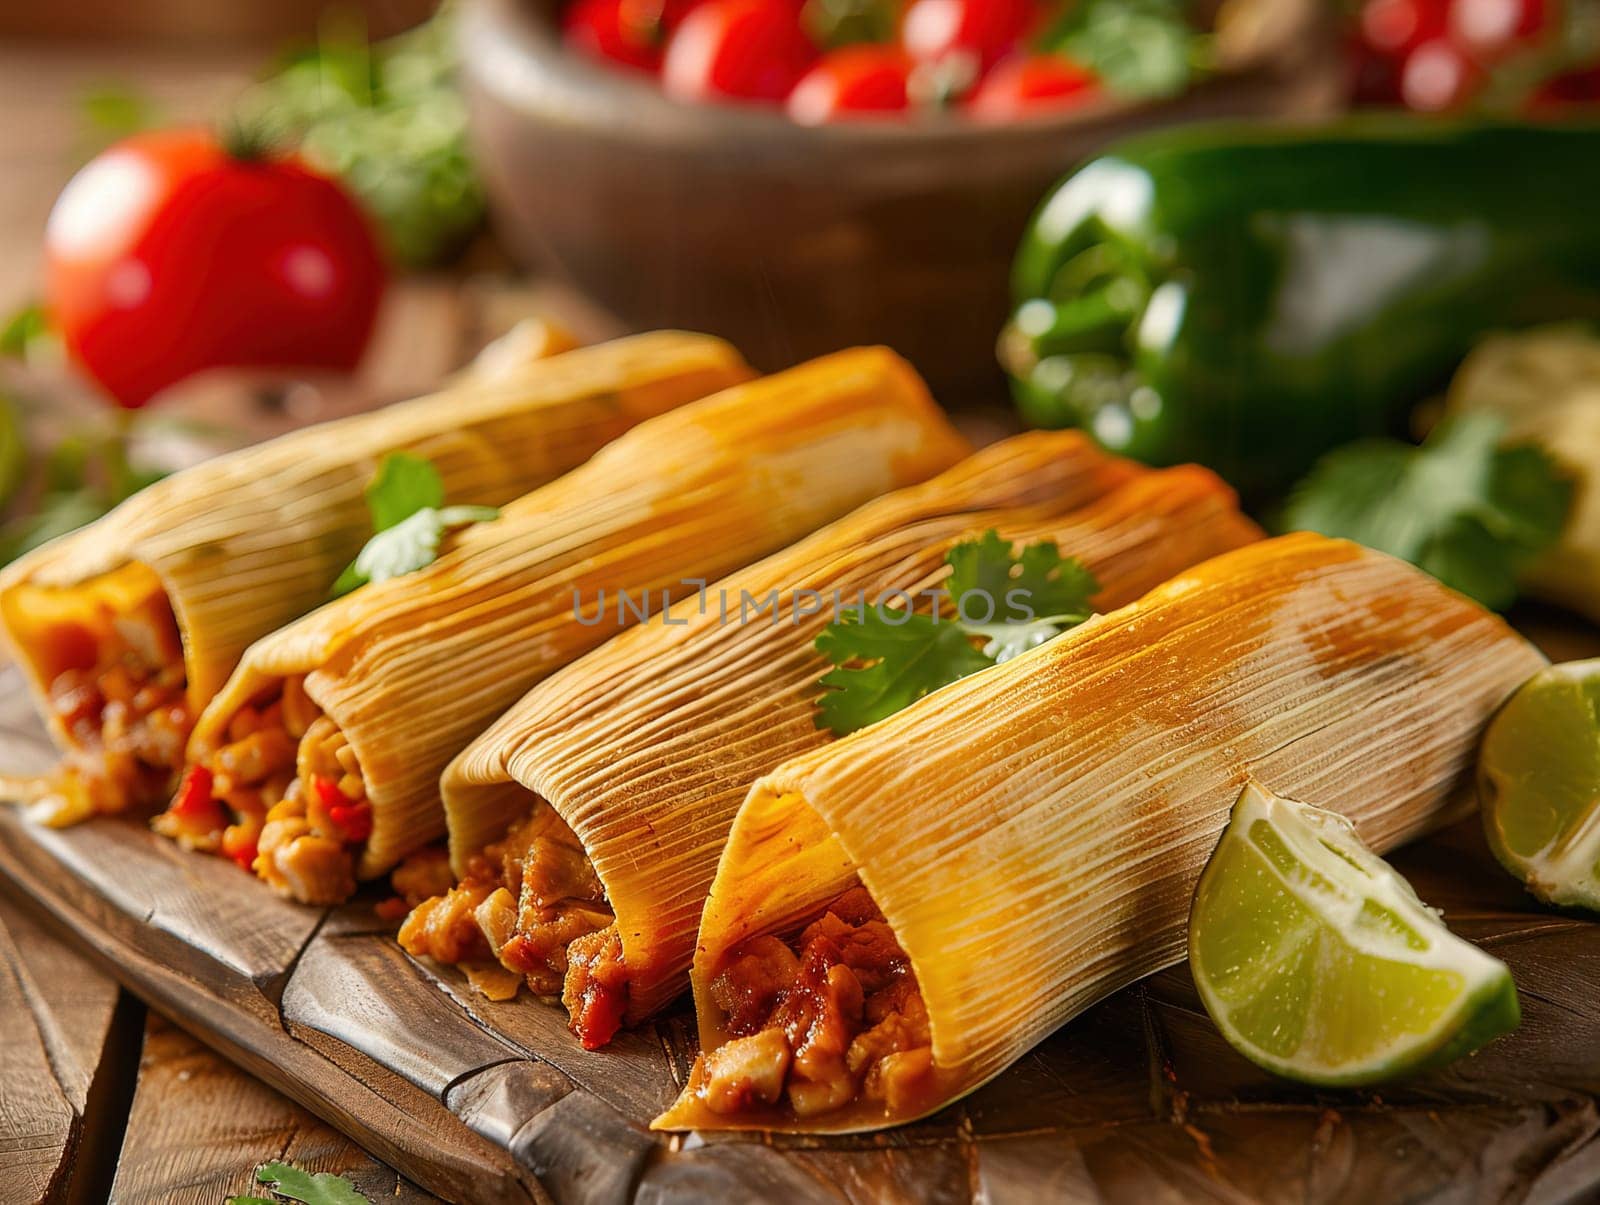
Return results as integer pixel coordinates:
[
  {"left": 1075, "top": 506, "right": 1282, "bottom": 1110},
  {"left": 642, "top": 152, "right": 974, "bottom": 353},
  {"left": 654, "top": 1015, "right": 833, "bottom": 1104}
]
[{"left": 1001, "top": 118, "right": 1600, "bottom": 497}]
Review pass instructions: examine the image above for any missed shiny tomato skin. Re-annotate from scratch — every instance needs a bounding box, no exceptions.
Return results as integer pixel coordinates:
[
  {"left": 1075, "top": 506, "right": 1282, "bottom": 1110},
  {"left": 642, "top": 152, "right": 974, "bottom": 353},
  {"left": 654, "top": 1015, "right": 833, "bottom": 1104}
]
[
  {"left": 663, "top": 0, "right": 819, "bottom": 103},
  {"left": 564, "top": 0, "right": 664, "bottom": 71},
  {"left": 1358, "top": 0, "right": 1450, "bottom": 57},
  {"left": 787, "top": 46, "right": 912, "bottom": 123},
  {"left": 1451, "top": 0, "right": 1550, "bottom": 56},
  {"left": 1399, "top": 37, "right": 1485, "bottom": 110},
  {"left": 45, "top": 129, "right": 385, "bottom": 409},
  {"left": 968, "top": 54, "right": 1099, "bottom": 120},
  {"left": 901, "top": 0, "right": 1034, "bottom": 71}
]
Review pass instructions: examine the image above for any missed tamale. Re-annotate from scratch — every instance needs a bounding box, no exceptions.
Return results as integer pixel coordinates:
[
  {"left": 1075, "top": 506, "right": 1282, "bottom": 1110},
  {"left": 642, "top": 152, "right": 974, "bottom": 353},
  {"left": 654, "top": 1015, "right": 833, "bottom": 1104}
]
[
  {"left": 411, "top": 433, "right": 1261, "bottom": 1044},
  {"left": 0, "top": 332, "right": 751, "bottom": 821},
  {"left": 176, "top": 347, "right": 968, "bottom": 903},
  {"left": 655, "top": 534, "right": 1545, "bottom": 1133}
]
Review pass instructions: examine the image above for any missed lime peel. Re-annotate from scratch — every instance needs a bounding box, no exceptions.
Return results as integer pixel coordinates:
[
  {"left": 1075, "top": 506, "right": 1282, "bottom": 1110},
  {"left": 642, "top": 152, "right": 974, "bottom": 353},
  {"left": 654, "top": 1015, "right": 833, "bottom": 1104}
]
[
  {"left": 1479, "top": 659, "right": 1600, "bottom": 910},
  {"left": 1189, "top": 781, "right": 1519, "bottom": 1087}
]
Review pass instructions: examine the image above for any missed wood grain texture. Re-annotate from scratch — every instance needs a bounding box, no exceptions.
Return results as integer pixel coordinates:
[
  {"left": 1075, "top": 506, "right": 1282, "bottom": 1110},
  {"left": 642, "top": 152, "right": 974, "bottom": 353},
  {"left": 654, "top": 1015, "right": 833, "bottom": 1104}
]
[
  {"left": 0, "top": 883, "right": 132, "bottom": 1205},
  {"left": 5, "top": 627, "right": 1600, "bottom": 1204},
  {"left": 111, "top": 1015, "right": 443, "bottom": 1205}
]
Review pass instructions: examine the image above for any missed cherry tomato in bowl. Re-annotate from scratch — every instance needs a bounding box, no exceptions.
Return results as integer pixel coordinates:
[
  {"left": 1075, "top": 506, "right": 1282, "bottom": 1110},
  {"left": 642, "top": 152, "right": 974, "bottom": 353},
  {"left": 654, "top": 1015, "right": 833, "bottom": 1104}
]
[
  {"left": 968, "top": 54, "right": 1100, "bottom": 120},
  {"left": 662, "top": 0, "right": 818, "bottom": 103},
  {"left": 788, "top": 45, "right": 912, "bottom": 123},
  {"left": 563, "top": 0, "right": 666, "bottom": 71},
  {"left": 45, "top": 129, "right": 386, "bottom": 409},
  {"left": 902, "top": 0, "right": 1035, "bottom": 72}
]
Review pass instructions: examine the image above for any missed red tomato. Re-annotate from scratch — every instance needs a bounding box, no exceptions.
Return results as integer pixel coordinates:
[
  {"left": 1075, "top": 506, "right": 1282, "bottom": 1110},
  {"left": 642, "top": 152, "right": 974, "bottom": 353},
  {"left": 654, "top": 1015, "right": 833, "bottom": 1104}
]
[
  {"left": 1400, "top": 37, "right": 1485, "bottom": 109},
  {"left": 967, "top": 54, "right": 1099, "bottom": 119},
  {"left": 1359, "top": 0, "right": 1450, "bottom": 57},
  {"left": 902, "top": 0, "right": 1034, "bottom": 71},
  {"left": 663, "top": 0, "right": 818, "bottom": 102},
  {"left": 45, "top": 129, "right": 385, "bottom": 410},
  {"left": 1451, "top": 0, "right": 1550, "bottom": 57},
  {"left": 564, "top": 0, "right": 664, "bottom": 72},
  {"left": 788, "top": 46, "right": 913, "bottom": 122}
]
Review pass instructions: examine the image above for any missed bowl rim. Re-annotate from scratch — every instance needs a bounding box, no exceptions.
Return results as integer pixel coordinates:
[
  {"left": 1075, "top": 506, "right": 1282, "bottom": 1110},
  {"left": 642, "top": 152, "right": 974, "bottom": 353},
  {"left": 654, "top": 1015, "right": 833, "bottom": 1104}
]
[{"left": 463, "top": 0, "right": 1328, "bottom": 151}]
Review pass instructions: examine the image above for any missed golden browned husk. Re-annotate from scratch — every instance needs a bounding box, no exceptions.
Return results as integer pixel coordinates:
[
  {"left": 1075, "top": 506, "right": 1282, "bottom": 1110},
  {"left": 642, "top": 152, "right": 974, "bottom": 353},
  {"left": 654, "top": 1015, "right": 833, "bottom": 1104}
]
[
  {"left": 441, "top": 433, "right": 1263, "bottom": 1023},
  {"left": 0, "top": 332, "right": 754, "bottom": 750},
  {"left": 657, "top": 534, "right": 1546, "bottom": 1133},
  {"left": 193, "top": 347, "right": 971, "bottom": 882}
]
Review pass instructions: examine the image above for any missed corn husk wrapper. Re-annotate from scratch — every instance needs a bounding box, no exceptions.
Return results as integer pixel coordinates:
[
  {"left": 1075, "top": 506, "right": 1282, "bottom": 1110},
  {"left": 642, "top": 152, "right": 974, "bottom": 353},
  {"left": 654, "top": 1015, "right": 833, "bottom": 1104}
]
[
  {"left": 192, "top": 347, "right": 970, "bottom": 880},
  {"left": 0, "top": 332, "right": 752, "bottom": 749},
  {"left": 442, "top": 433, "right": 1262, "bottom": 1022},
  {"left": 657, "top": 533, "right": 1547, "bottom": 1133}
]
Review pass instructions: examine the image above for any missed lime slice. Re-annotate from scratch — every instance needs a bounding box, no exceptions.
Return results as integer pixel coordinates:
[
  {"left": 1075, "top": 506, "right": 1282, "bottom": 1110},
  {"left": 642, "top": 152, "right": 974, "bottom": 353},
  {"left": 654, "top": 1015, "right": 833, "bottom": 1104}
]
[
  {"left": 1189, "top": 782, "right": 1518, "bottom": 1087},
  {"left": 1478, "top": 660, "right": 1600, "bottom": 910}
]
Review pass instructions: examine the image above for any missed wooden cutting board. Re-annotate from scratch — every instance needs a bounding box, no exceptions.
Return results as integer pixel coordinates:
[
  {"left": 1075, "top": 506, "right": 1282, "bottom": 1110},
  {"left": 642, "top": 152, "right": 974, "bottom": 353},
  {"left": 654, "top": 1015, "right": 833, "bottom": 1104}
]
[{"left": 2, "top": 612, "right": 1599, "bottom": 1205}]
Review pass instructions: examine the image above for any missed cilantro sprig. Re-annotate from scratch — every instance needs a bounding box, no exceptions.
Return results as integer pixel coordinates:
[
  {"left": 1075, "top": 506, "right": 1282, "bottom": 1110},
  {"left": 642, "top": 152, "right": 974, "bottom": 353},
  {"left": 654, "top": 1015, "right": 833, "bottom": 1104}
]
[
  {"left": 331, "top": 452, "right": 498, "bottom": 596},
  {"left": 1283, "top": 413, "right": 1573, "bottom": 611},
  {"left": 814, "top": 530, "right": 1099, "bottom": 737},
  {"left": 228, "top": 1161, "right": 371, "bottom": 1205}
]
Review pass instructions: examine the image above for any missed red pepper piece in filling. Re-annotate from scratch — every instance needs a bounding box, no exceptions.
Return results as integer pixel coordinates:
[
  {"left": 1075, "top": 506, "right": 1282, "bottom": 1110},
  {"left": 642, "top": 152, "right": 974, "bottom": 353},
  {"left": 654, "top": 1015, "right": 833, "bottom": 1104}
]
[
  {"left": 221, "top": 824, "right": 259, "bottom": 872},
  {"left": 168, "top": 764, "right": 222, "bottom": 823},
  {"left": 328, "top": 800, "right": 373, "bottom": 844},
  {"left": 311, "top": 774, "right": 347, "bottom": 811}
]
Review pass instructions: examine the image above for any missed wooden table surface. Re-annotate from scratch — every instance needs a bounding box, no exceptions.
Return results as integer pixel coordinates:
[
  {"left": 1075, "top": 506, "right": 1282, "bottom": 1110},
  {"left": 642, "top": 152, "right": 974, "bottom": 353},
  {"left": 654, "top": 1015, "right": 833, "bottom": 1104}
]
[{"left": 0, "top": 39, "right": 451, "bottom": 1203}]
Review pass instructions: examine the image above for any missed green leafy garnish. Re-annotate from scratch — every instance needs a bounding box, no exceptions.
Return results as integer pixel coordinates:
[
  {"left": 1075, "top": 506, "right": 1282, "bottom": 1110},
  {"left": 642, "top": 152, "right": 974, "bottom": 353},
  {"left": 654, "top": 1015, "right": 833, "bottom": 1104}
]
[
  {"left": 1038, "top": 0, "right": 1203, "bottom": 99},
  {"left": 815, "top": 530, "right": 1098, "bottom": 736},
  {"left": 331, "top": 452, "right": 497, "bottom": 596},
  {"left": 0, "top": 421, "right": 166, "bottom": 566},
  {"left": 1283, "top": 414, "right": 1574, "bottom": 611},
  {"left": 227, "top": 1161, "right": 371, "bottom": 1205},
  {"left": 234, "top": 8, "right": 483, "bottom": 267}
]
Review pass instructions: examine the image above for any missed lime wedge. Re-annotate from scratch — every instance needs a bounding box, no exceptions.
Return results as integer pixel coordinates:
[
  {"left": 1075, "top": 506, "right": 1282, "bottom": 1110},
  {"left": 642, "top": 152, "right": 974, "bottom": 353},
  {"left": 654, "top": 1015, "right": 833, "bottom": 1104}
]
[
  {"left": 1189, "top": 782, "right": 1518, "bottom": 1087},
  {"left": 1478, "top": 660, "right": 1600, "bottom": 910}
]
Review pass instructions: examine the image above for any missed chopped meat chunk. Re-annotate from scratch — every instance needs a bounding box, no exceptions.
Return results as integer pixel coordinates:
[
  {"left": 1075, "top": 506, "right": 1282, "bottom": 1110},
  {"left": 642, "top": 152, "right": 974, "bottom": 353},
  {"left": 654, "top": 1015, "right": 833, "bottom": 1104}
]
[
  {"left": 699, "top": 1029, "right": 793, "bottom": 1115},
  {"left": 390, "top": 847, "right": 456, "bottom": 908},
  {"left": 395, "top": 804, "right": 625, "bottom": 1039},
  {"left": 398, "top": 882, "right": 495, "bottom": 964},
  {"left": 564, "top": 926, "right": 629, "bottom": 1050},
  {"left": 40, "top": 590, "right": 192, "bottom": 819},
  {"left": 694, "top": 884, "right": 934, "bottom": 1123},
  {"left": 710, "top": 937, "right": 800, "bottom": 1036},
  {"left": 155, "top": 680, "right": 373, "bottom": 903}
]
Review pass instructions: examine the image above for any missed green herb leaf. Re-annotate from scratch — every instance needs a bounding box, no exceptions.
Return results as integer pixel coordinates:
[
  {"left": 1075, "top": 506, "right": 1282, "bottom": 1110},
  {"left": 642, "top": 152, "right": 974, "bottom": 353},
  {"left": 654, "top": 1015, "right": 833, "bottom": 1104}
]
[
  {"left": 332, "top": 452, "right": 498, "bottom": 595},
  {"left": 365, "top": 452, "right": 445, "bottom": 532},
  {"left": 0, "top": 395, "right": 24, "bottom": 509},
  {"left": 816, "top": 611, "right": 995, "bottom": 737},
  {"left": 1038, "top": 0, "right": 1200, "bottom": 99},
  {"left": 229, "top": 1161, "right": 372, "bottom": 1205},
  {"left": 0, "top": 303, "right": 50, "bottom": 361},
  {"left": 1283, "top": 414, "right": 1574, "bottom": 610},
  {"left": 234, "top": 8, "right": 484, "bottom": 267},
  {"left": 814, "top": 530, "right": 1099, "bottom": 736}
]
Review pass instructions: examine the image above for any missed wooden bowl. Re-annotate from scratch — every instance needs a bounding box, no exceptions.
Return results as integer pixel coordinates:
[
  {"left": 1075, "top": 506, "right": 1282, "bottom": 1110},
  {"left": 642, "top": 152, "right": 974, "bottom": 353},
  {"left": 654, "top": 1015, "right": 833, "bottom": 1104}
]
[{"left": 459, "top": 0, "right": 1344, "bottom": 403}]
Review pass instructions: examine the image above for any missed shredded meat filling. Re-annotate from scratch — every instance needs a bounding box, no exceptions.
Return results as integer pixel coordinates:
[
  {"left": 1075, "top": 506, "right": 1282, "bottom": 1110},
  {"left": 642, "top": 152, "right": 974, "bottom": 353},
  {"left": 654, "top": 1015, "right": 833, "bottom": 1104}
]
[
  {"left": 398, "top": 806, "right": 625, "bottom": 1044},
  {"left": 154, "top": 679, "right": 371, "bottom": 904},
  {"left": 36, "top": 594, "right": 190, "bottom": 825},
  {"left": 697, "top": 886, "right": 934, "bottom": 1121}
]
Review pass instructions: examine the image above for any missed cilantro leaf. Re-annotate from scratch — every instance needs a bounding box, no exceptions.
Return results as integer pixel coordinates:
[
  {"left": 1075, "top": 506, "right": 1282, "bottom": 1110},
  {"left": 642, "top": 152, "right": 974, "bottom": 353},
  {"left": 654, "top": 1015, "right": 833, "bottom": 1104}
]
[
  {"left": 227, "top": 1162, "right": 371, "bottom": 1205},
  {"left": 946, "top": 529, "right": 1098, "bottom": 624},
  {"left": 1283, "top": 414, "right": 1574, "bottom": 611},
  {"left": 815, "top": 611, "right": 995, "bottom": 737},
  {"left": 365, "top": 452, "right": 444, "bottom": 532},
  {"left": 330, "top": 453, "right": 498, "bottom": 595},
  {"left": 814, "top": 530, "right": 1099, "bottom": 736},
  {"left": 333, "top": 505, "right": 498, "bottom": 597}
]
